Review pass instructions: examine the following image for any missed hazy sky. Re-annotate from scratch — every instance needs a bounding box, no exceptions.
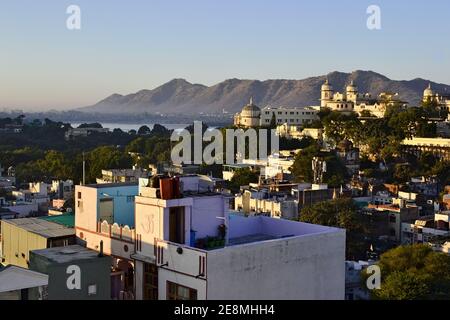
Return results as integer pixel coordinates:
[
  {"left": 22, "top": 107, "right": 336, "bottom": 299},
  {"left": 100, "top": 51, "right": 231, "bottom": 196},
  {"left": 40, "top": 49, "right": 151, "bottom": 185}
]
[{"left": 1, "top": 0, "right": 449, "bottom": 110}]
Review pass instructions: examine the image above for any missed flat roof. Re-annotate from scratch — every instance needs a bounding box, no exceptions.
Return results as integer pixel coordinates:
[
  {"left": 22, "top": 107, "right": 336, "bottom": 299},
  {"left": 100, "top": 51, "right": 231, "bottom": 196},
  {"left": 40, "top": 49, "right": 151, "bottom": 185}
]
[
  {"left": 0, "top": 265, "right": 48, "bottom": 292},
  {"left": 31, "top": 245, "right": 104, "bottom": 264},
  {"left": 228, "top": 234, "right": 278, "bottom": 246},
  {"left": 226, "top": 214, "right": 344, "bottom": 247},
  {"left": 83, "top": 182, "right": 138, "bottom": 189},
  {"left": 39, "top": 214, "right": 75, "bottom": 228},
  {"left": 3, "top": 217, "right": 75, "bottom": 238}
]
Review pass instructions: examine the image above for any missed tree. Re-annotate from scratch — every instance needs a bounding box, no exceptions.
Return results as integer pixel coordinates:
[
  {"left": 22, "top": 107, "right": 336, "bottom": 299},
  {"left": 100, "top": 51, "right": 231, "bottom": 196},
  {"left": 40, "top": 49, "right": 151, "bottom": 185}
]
[
  {"left": 229, "top": 168, "right": 259, "bottom": 192},
  {"left": 360, "top": 110, "right": 374, "bottom": 118},
  {"left": 269, "top": 113, "right": 277, "bottom": 129},
  {"left": 291, "top": 144, "right": 347, "bottom": 187},
  {"left": 151, "top": 124, "right": 171, "bottom": 136},
  {"left": 85, "top": 146, "right": 132, "bottom": 183},
  {"left": 137, "top": 125, "right": 151, "bottom": 135},
  {"left": 299, "top": 198, "right": 367, "bottom": 259},
  {"left": 322, "top": 111, "right": 362, "bottom": 146},
  {"left": 393, "top": 163, "right": 412, "bottom": 183},
  {"left": 371, "top": 245, "right": 450, "bottom": 300},
  {"left": 36, "top": 150, "right": 74, "bottom": 180},
  {"left": 431, "top": 161, "right": 450, "bottom": 186},
  {"left": 78, "top": 122, "right": 103, "bottom": 128}
]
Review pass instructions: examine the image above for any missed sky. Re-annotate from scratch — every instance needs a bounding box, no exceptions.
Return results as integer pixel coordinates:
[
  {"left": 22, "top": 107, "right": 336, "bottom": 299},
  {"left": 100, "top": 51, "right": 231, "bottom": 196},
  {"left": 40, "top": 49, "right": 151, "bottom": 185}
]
[{"left": 1, "top": 0, "right": 450, "bottom": 111}]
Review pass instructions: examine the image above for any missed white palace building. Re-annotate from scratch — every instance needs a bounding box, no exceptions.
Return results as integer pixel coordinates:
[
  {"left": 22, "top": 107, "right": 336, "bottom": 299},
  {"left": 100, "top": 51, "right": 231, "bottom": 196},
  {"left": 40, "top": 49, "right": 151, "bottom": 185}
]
[
  {"left": 233, "top": 97, "right": 319, "bottom": 128},
  {"left": 234, "top": 81, "right": 447, "bottom": 128},
  {"left": 320, "top": 79, "right": 406, "bottom": 118}
]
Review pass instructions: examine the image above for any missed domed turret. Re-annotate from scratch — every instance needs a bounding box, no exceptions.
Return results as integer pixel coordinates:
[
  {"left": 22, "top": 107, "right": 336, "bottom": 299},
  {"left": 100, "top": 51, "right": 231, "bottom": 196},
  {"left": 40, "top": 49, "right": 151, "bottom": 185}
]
[
  {"left": 321, "top": 79, "right": 333, "bottom": 92},
  {"left": 237, "top": 96, "right": 261, "bottom": 128},
  {"left": 321, "top": 79, "right": 334, "bottom": 107},
  {"left": 346, "top": 80, "right": 358, "bottom": 103},
  {"left": 346, "top": 80, "right": 358, "bottom": 93},
  {"left": 241, "top": 96, "right": 261, "bottom": 114},
  {"left": 423, "top": 83, "right": 434, "bottom": 99}
]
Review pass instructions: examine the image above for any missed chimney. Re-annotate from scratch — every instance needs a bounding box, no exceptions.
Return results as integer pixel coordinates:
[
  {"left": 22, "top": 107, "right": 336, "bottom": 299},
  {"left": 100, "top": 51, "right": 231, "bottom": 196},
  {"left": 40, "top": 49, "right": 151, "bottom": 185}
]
[{"left": 98, "top": 240, "right": 104, "bottom": 257}]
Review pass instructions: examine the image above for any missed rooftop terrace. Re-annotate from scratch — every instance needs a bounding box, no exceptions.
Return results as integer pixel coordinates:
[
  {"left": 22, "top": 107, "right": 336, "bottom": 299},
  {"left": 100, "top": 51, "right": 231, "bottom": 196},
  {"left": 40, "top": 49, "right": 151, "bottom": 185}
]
[{"left": 31, "top": 245, "right": 103, "bottom": 264}]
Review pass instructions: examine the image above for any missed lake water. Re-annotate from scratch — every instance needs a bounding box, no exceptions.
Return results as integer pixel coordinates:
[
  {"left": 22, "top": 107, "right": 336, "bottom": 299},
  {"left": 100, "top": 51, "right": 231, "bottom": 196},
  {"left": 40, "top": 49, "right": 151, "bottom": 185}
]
[{"left": 71, "top": 122, "right": 190, "bottom": 132}]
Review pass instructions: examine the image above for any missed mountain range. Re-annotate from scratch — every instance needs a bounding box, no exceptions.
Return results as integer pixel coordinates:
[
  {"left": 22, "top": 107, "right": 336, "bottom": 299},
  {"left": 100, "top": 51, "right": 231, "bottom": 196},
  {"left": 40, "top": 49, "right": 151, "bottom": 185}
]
[{"left": 78, "top": 70, "right": 450, "bottom": 115}]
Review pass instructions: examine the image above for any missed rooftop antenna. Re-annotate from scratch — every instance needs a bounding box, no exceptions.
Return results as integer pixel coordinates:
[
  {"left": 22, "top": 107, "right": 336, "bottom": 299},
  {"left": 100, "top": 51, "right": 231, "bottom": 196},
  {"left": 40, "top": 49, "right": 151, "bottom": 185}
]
[{"left": 312, "top": 157, "right": 326, "bottom": 184}]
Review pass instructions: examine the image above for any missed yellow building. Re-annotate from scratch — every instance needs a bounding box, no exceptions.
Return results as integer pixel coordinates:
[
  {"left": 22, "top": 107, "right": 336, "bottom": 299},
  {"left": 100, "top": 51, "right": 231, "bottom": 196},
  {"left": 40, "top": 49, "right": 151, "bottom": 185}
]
[{"left": 0, "top": 216, "right": 75, "bottom": 268}]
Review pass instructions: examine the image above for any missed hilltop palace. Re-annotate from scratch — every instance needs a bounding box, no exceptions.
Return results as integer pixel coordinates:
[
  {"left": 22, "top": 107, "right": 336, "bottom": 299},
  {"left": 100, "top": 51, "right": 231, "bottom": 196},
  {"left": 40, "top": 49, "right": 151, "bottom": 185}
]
[{"left": 234, "top": 80, "right": 450, "bottom": 128}]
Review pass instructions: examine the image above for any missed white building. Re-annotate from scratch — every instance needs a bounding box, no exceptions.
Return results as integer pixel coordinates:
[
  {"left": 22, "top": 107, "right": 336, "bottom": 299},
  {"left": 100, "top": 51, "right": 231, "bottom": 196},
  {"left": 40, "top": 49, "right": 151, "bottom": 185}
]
[
  {"left": 423, "top": 83, "right": 450, "bottom": 116},
  {"left": 234, "top": 188, "right": 299, "bottom": 220},
  {"left": 402, "top": 212, "right": 450, "bottom": 245},
  {"left": 234, "top": 97, "right": 319, "bottom": 128},
  {"left": 263, "top": 153, "right": 295, "bottom": 179},
  {"left": 11, "top": 189, "right": 49, "bottom": 213},
  {"left": 75, "top": 175, "right": 346, "bottom": 300},
  {"left": 0, "top": 265, "right": 48, "bottom": 300},
  {"left": 321, "top": 79, "right": 405, "bottom": 118},
  {"left": 277, "top": 125, "right": 323, "bottom": 141},
  {"left": 0, "top": 164, "right": 16, "bottom": 189},
  {"left": 51, "top": 180, "right": 74, "bottom": 200},
  {"left": 96, "top": 168, "right": 150, "bottom": 184}
]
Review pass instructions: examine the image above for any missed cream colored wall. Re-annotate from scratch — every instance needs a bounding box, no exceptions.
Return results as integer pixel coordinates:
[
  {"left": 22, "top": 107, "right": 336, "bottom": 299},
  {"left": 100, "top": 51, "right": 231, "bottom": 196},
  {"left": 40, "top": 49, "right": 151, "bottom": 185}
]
[
  {"left": 75, "top": 185, "right": 99, "bottom": 232},
  {"left": 1, "top": 222, "right": 47, "bottom": 269},
  {"left": 76, "top": 227, "right": 134, "bottom": 260},
  {"left": 134, "top": 196, "right": 194, "bottom": 259},
  {"left": 158, "top": 268, "right": 207, "bottom": 300}
]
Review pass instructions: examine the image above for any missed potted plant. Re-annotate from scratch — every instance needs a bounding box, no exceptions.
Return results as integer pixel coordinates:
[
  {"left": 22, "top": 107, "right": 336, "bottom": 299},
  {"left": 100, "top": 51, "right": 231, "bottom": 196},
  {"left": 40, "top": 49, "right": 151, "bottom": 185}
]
[
  {"left": 196, "top": 238, "right": 205, "bottom": 249},
  {"left": 218, "top": 224, "right": 227, "bottom": 239},
  {"left": 206, "top": 236, "right": 214, "bottom": 249}
]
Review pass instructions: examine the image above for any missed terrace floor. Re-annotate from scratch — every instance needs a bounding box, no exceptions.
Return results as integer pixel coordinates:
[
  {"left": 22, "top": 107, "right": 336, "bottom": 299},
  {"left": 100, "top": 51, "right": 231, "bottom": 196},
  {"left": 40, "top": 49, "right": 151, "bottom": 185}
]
[{"left": 228, "top": 233, "right": 277, "bottom": 246}]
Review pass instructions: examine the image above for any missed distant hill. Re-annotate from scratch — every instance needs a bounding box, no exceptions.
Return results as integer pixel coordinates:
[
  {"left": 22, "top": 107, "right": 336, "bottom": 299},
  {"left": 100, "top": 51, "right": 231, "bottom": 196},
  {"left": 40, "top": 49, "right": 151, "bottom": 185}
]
[{"left": 78, "top": 71, "right": 450, "bottom": 115}]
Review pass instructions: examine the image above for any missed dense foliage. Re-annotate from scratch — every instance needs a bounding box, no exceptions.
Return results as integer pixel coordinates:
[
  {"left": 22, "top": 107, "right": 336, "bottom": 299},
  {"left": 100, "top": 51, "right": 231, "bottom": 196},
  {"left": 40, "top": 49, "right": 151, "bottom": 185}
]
[
  {"left": 299, "top": 198, "right": 368, "bottom": 260},
  {"left": 370, "top": 245, "right": 450, "bottom": 300}
]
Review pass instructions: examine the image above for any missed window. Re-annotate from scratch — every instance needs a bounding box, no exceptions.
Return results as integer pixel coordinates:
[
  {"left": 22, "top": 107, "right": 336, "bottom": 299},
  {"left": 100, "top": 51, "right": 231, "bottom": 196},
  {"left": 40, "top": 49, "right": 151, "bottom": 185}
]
[
  {"left": 88, "top": 284, "right": 97, "bottom": 296},
  {"left": 167, "top": 281, "right": 197, "bottom": 300},
  {"left": 144, "top": 263, "right": 158, "bottom": 300},
  {"left": 77, "top": 192, "right": 82, "bottom": 199},
  {"left": 169, "top": 207, "right": 185, "bottom": 244}
]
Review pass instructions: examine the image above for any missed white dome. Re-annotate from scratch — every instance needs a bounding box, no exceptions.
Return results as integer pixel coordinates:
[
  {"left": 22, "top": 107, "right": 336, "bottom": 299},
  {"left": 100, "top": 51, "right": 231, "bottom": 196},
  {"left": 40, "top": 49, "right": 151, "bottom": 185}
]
[
  {"left": 346, "top": 80, "right": 358, "bottom": 92},
  {"left": 321, "top": 79, "right": 333, "bottom": 91},
  {"left": 241, "top": 97, "right": 261, "bottom": 117},
  {"left": 424, "top": 83, "right": 434, "bottom": 97}
]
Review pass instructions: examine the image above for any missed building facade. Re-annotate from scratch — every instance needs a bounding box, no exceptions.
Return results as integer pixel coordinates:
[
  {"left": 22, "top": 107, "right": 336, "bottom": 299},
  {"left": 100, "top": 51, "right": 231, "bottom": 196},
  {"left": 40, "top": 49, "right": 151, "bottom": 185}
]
[
  {"left": 234, "top": 98, "right": 319, "bottom": 128},
  {"left": 75, "top": 175, "right": 346, "bottom": 300},
  {"left": 320, "top": 79, "right": 405, "bottom": 118}
]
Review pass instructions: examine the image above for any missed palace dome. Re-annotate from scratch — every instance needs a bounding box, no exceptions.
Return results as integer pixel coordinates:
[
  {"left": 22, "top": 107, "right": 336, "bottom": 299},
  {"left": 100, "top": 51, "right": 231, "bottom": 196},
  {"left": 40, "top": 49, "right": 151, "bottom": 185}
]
[
  {"left": 241, "top": 97, "right": 261, "bottom": 116},
  {"left": 346, "top": 81, "right": 358, "bottom": 93},
  {"left": 424, "top": 83, "right": 434, "bottom": 98},
  {"left": 321, "top": 79, "right": 333, "bottom": 91}
]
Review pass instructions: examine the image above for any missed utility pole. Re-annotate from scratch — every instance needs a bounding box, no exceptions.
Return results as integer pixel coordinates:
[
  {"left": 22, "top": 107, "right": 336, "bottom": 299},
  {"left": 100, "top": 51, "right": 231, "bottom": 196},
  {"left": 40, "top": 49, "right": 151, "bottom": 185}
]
[{"left": 82, "top": 152, "right": 86, "bottom": 185}]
